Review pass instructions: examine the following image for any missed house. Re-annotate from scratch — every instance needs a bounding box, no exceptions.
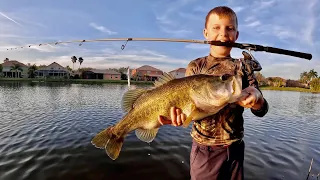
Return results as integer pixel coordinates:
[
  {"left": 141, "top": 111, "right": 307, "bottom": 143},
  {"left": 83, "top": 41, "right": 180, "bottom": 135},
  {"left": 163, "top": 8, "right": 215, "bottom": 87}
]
[
  {"left": 1, "top": 59, "right": 29, "bottom": 78},
  {"left": 35, "top": 62, "right": 71, "bottom": 78},
  {"left": 169, "top": 68, "right": 186, "bottom": 79},
  {"left": 82, "top": 69, "right": 121, "bottom": 80},
  {"left": 131, "top": 65, "right": 163, "bottom": 81}
]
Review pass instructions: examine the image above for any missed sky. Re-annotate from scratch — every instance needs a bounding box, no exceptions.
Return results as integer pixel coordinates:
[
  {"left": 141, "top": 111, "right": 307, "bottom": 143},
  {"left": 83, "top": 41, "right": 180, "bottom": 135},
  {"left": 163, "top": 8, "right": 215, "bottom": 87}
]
[{"left": 0, "top": 0, "right": 319, "bottom": 80}]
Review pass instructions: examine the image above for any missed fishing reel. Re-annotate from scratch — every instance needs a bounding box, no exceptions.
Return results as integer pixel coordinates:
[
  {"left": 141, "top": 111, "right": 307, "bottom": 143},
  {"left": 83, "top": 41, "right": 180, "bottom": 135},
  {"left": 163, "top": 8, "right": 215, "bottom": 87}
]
[{"left": 240, "top": 49, "right": 262, "bottom": 75}]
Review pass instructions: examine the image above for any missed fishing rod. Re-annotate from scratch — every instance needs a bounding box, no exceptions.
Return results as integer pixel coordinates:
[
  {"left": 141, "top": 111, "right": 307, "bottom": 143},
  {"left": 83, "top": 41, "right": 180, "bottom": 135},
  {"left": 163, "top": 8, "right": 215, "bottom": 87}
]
[{"left": 4, "top": 37, "right": 313, "bottom": 60}]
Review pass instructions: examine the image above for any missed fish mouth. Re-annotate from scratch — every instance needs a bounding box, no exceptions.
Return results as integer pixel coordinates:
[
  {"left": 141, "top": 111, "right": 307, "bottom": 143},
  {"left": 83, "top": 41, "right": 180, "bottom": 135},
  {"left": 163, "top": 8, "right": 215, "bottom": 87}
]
[
  {"left": 230, "top": 76, "right": 241, "bottom": 97},
  {"left": 229, "top": 76, "right": 236, "bottom": 95}
]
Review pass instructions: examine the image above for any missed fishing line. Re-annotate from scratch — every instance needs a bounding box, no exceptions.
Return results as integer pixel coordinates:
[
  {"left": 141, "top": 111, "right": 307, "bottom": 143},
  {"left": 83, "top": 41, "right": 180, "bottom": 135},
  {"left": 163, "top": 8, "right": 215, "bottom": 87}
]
[{"left": 4, "top": 37, "right": 313, "bottom": 60}]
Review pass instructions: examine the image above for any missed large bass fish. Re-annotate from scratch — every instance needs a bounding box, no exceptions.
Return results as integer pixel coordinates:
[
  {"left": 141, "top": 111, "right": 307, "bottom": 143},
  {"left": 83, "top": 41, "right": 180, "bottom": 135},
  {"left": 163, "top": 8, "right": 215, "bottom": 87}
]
[{"left": 91, "top": 64, "right": 244, "bottom": 160}]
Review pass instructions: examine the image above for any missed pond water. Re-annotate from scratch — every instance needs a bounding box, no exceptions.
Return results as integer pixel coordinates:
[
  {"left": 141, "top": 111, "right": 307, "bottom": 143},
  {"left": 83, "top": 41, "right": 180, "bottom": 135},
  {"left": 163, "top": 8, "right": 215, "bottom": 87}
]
[{"left": 0, "top": 81, "right": 319, "bottom": 180}]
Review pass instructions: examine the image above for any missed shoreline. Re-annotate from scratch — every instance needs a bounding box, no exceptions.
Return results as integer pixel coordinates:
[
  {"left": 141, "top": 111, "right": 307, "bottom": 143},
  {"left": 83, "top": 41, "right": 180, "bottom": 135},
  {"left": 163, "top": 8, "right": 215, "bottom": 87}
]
[
  {"left": 1, "top": 78, "right": 319, "bottom": 93},
  {"left": 0, "top": 78, "right": 154, "bottom": 85},
  {"left": 260, "top": 86, "right": 320, "bottom": 93}
]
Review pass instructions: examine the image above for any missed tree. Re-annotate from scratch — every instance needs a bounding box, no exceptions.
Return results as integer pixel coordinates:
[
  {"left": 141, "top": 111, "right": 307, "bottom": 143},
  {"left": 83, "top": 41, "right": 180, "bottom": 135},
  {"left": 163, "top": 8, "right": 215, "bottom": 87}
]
[
  {"left": 66, "top": 65, "right": 72, "bottom": 72},
  {"left": 309, "top": 69, "right": 318, "bottom": 80},
  {"left": 78, "top": 57, "right": 84, "bottom": 69},
  {"left": 300, "top": 69, "right": 319, "bottom": 87},
  {"left": 10, "top": 64, "right": 23, "bottom": 78},
  {"left": 254, "top": 72, "right": 267, "bottom": 86},
  {"left": 310, "top": 78, "right": 320, "bottom": 91},
  {"left": 28, "top": 64, "right": 38, "bottom": 78},
  {"left": 71, "top": 56, "right": 77, "bottom": 70}
]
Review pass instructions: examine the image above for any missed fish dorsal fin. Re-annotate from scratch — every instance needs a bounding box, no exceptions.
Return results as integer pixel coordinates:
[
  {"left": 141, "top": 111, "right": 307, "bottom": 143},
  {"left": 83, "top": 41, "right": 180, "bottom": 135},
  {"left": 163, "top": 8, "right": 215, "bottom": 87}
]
[
  {"left": 122, "top": 88, "right": 147, "bottom": 112},
  {"left": 153, "top": 72, "right": 176, "bottom": 87}
]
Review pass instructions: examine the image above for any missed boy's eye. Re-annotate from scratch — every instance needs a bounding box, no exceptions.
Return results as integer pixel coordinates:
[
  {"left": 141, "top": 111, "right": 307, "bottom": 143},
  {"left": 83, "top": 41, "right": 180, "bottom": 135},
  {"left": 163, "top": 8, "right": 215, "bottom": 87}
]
[{"left": 227, "top": 27, "right": 235, "bottom": 31}]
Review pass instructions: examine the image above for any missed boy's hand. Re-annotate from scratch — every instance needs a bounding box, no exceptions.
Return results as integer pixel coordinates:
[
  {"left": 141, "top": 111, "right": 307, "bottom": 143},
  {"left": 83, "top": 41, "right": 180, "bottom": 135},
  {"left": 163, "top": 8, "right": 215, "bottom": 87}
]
[
  {"left": 158, "top": 107, "right": 187, "bottom": 126},
  {"left": 237, "top": 86, "right": 264, "bottom": 110}
]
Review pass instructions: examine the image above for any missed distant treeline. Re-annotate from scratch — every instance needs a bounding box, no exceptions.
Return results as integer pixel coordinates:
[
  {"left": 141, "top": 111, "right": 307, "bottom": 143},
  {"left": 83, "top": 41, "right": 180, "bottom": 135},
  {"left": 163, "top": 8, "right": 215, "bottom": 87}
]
[{"left": 255, "top": 69, "right": 320, "bottom": 91}]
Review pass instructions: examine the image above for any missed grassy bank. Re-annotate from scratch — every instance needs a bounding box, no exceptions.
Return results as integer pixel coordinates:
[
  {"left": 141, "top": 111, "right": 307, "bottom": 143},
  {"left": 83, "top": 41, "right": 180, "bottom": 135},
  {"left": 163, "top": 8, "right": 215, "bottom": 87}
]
[
  {"left": 1, "top": 78, "right": 319, "bottom": 93},
  {"left": 0, "top": 78, "right": 154, "bottom": 85},
  {"left": 260, "top": 86, "right": 320, "bottom": 93}
]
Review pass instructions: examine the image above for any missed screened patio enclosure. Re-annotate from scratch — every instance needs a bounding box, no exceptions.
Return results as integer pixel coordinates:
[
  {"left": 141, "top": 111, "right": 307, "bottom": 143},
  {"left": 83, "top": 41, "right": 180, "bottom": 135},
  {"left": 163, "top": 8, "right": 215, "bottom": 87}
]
[{"left": 35, "top": 69, "right": 69, "bottom": 77}]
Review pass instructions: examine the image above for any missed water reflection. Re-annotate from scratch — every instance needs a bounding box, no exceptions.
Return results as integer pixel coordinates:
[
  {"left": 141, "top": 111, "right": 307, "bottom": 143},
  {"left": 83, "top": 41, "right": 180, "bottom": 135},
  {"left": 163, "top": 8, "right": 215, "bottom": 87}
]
[
  {"left": 0, "top": 82, "right": 319, "bottom": 180},
  {"left": 298, "top": 92, "right": 320, "bottom": 116}
]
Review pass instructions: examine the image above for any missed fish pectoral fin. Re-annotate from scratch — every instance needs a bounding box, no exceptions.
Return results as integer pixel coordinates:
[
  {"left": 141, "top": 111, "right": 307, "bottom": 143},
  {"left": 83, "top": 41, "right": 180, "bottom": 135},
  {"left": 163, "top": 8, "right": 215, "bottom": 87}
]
[
  {"left": 91, "top": 126, "right": 124, "bottom": 160},
  {"left": 182, "top": 104, "right": 198, "bottom": 128},
  {"left": 135, "top": 128, "right": 159, "bottom": 143},
  {"left": 122, "top": 88, "right": 147, "bottom": 112}
]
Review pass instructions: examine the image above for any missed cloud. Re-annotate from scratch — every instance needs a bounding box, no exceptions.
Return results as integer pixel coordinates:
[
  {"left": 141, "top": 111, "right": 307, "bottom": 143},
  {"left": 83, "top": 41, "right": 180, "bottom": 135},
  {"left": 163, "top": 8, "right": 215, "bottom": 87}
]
[
  {"left": 0, "top": 11, "right": 22, "bottom": 26},
  {"left": 89, "top": 23, "right": 117, "bottom": 35},
  {"left": 0, "top": 0, "right": 319, "bottom": 81},
  {"left": 246, "top": 20, "right": 261, "bottom": 27},
  {"left": 153, "top": 0, "right": 196, "bottom": 37},
  {"left": 193, "top": 6, "right": 208, "bottom": 13},
  {"left": 252, "top": 0, "right": 276, "bottom": 12},
  {"left": 178, "top": 12, "right": 202, "bottom": 21},
  {"left": 233, "top": 6, "right": 245, "bottom": 13},
  {"left": 159, "top": 26, "right": 192, "bottom": 37},
  {"left": 185, "top": 44, "right": 209, "bottom": 50}
]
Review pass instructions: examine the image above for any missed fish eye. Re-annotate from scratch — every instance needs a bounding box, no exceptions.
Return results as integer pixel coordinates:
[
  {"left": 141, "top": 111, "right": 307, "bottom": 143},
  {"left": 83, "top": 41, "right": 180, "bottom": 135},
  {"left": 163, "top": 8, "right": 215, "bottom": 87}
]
[{"left": 220, "top": 74, "right": 231, "bottom": 81}]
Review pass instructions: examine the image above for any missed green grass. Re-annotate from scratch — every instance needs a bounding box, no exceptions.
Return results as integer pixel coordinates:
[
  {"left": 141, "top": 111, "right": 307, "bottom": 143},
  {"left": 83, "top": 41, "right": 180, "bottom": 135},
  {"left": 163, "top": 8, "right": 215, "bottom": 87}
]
[
  {"left": 260, "top": 86, "right": 320, "bottom": 93},
  {"left": 0, "top": 78, "right": 153, "bottom": 85},
  {"left": 1, "top": 78, "right": 319, "bottom": 93}
]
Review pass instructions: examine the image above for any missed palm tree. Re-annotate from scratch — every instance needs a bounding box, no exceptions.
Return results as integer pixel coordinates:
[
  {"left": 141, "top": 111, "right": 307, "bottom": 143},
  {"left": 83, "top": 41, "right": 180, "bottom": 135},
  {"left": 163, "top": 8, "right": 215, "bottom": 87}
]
[
  {"left": 71, "top": 56, "right": 77, "bottom": 71},
  {"left": 78, "top": 57, "right": 84, "bottom": 69},
  {"left": 300, "top": 71, "right": 310, "bottom": 84},
  {"left": 10, "top": 64, "right": 23, "bottom": 78},
  {"left": 308, "top": 69, "right": 318, "bottom": 81},
  {"left": 28, "top": 64, "right": 38, "bottom": 78}
]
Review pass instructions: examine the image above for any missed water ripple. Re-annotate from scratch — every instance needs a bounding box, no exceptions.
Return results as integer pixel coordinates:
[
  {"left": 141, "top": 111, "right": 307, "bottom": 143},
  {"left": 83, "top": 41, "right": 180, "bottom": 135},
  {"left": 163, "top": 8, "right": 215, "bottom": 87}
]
[{"left": 0, "top": 82, "right": 319, "bottom": 180}]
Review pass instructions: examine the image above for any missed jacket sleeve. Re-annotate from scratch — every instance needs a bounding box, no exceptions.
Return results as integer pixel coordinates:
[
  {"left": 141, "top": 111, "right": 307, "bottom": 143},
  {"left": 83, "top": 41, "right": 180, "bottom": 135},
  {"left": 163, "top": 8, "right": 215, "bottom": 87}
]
[
  {"left": 185, "top": 60, "right": 198, "bottom": 77},
  {"left": 243, "top": 61, "right": 269, "bottom": 117}
]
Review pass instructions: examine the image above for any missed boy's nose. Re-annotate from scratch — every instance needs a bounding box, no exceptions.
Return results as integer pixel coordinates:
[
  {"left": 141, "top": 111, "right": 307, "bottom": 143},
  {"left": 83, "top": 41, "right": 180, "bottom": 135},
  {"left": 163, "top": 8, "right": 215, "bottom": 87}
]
[{"left": 219, "top": 28, "right": 228, "bottom": 37}]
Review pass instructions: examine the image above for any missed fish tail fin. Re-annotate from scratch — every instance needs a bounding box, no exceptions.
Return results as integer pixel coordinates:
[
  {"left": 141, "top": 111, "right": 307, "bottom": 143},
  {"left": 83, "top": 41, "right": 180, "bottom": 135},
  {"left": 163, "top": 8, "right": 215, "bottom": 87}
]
[{"left": 91, "top": 126, "right": 124, "bottom": 160}]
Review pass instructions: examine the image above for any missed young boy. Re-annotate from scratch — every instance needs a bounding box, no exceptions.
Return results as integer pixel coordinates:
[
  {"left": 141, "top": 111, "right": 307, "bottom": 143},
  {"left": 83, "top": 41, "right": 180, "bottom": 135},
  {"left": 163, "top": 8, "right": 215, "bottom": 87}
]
[{"left": 158, "top": 6, "right": 269, "bottom": 180}]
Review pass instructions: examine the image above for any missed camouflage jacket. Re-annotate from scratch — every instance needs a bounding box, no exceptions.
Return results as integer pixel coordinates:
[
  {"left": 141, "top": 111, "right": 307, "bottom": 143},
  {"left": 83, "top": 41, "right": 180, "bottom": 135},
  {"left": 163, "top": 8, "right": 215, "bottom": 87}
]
[{"left": 186, "top": 53, "right": 269, "bottom": 146}]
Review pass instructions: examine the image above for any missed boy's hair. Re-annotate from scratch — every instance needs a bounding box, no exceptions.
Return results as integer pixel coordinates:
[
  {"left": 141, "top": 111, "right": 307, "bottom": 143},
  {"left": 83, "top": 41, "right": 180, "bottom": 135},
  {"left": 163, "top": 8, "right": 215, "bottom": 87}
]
[{"left": 205, "top": 6, "right": 238, "bottom": 29}]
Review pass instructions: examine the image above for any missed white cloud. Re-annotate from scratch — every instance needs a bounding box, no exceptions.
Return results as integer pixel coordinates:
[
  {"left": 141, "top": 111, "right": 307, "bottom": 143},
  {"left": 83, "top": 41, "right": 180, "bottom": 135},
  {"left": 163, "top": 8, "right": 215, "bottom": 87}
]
[
  {"left": 252, "top": 0, "right": 276, "bottom": 12},
  {"left": 153, "top": 0, "right": 196, "bottom": 37},
  {"left": 185, "top": 44, "right": 209, "bottom": 50},
  {"left": 233, "top": 6, "right": 245, "bottom": 13},
  {"left": 0, "top": 11, "right": 23, "bottom": 26},
  {"left": 89, "top": 23, "right": 117, "bottom": 35},
  {"left": 193, "top": 6, "right": 208, "bottom": 13},
  {"left": 159, "top": 26, "right": 192, "bottom": 37},
  {"left": 178, "top": 12, "right": 202, "bottom": 21},
  {"left": 246, "top": 20, "right": 261, "bottom": 27}
]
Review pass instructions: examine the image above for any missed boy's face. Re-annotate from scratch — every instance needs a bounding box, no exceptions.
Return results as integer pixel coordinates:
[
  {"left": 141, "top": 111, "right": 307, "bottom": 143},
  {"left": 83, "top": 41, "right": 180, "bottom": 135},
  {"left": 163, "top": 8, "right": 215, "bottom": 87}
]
[{"left": 203, "top": 13, "right": 239, "bottom": 57}]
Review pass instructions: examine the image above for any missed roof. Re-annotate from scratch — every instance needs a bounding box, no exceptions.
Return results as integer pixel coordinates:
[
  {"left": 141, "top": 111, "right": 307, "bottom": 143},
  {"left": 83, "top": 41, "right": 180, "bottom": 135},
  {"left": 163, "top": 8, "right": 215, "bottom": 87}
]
[
  {"left": 169, "top": 68, "right": 186, "bottom": 73},
  {"left": 136, "top": 65, "right": 162, "bottom": 72},
  {"left": 37, "top": 62, "right": 69, "bottom": 71},
  {"left": 1, "top": 60, "right": 28, "bottom": 68},
  {"left": 86, "top": 69, "right": 121, "bottom": 75}
]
